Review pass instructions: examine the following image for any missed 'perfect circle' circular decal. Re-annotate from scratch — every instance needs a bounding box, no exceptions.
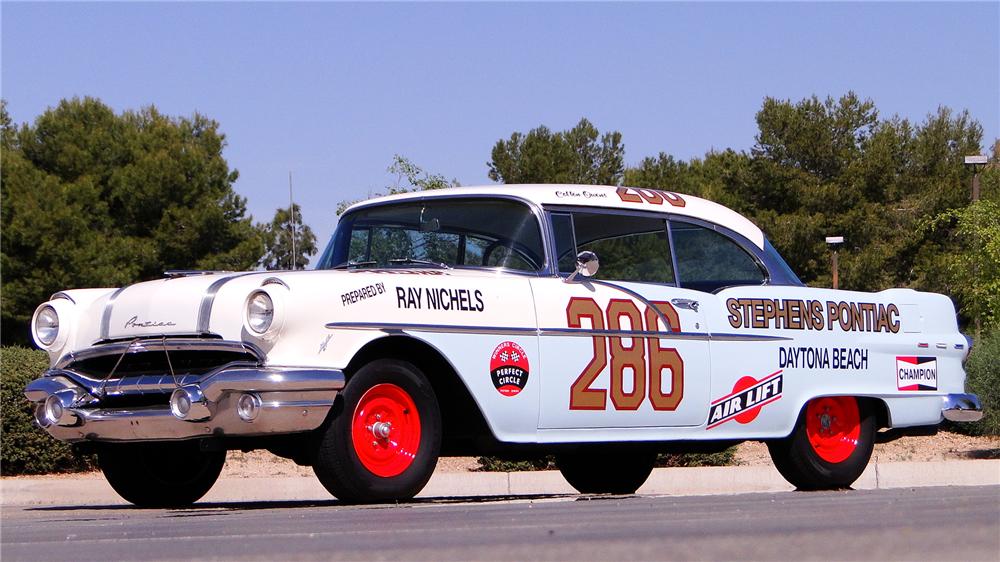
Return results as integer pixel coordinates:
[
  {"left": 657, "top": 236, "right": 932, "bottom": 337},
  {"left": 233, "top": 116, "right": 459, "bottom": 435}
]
[{"left": 490, "top": 341, "right": 529, "bottom": 396}]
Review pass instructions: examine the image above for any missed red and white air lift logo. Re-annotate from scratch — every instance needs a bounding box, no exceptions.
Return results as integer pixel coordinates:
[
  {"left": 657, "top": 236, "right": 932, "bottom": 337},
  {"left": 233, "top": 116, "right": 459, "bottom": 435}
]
[
  {"left": 896, "top": 356, "right": 937, "bottom": 391},
  {"left": 707, "top": 370, "right": 783, "bottom": 430},
  {"left": 490, "top": 341, "right": 530, "bottom": 397}
]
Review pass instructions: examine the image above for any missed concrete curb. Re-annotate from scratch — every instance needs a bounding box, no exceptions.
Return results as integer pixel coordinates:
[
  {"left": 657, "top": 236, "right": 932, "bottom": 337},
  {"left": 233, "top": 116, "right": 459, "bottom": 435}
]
[{"left": 2, "top": 460, "right": 997, "bottom": 507}]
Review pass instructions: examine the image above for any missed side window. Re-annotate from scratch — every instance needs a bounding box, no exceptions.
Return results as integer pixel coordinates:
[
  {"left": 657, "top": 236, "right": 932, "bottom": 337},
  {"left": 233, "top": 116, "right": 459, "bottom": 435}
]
[
  {"left": 670, "top": 221, "right": 765, "bottom": 292},
  {"left": 553, "top": 211, "right": 675, "bottom": 284}
]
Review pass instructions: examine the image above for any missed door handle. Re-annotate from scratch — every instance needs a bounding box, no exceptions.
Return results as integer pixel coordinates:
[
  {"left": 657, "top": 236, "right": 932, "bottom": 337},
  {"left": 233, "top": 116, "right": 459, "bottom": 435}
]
[{"left": 671, "top": 298, "right": 699, "bottom": 312}]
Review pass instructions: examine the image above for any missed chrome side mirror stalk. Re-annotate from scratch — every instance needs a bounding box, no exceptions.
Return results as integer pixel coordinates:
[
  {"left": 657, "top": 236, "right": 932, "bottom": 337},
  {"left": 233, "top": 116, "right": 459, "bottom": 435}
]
[{"left": 564, "top": 251, "right": 599, "bottom": 283}]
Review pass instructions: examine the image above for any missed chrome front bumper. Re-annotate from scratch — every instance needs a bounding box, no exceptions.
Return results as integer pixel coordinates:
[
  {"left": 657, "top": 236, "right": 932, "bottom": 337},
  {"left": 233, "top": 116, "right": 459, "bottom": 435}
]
[
  {"left": 941, "top": 393, "right": 983, "bottom": 422},
  {"left": 24, "top": 365, "right": 345, "bottom": 443}
]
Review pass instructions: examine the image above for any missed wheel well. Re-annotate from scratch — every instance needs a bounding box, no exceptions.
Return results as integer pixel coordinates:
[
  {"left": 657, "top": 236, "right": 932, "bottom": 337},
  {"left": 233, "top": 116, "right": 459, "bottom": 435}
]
[
  {"left": 344, "top": 335, "right": 497, "bottom": 456},
  {"left": 859, "top": 397, "right": 891, "bottom": 430}
]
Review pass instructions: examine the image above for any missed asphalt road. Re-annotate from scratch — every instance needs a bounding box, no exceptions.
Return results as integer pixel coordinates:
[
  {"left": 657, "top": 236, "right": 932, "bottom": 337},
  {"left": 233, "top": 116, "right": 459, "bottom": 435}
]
[{"left": 3, "top": 486, "right": 998, "bottom": 561}]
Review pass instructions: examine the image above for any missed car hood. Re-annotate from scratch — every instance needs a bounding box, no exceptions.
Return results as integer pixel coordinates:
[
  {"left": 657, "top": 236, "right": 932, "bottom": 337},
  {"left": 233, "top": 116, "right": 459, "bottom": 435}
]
[
  {"left": 99, "top": 268, "right": 521, "bottom": 341},
  {"left": 100, "top": 272, "right": 270, "bottom": 340}
]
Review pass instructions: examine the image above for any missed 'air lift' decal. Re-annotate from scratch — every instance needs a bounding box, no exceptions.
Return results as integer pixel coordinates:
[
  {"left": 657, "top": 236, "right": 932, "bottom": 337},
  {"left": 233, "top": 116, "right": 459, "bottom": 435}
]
[{"left": 707, "top": 370, "right": 783, "bottom": 430}]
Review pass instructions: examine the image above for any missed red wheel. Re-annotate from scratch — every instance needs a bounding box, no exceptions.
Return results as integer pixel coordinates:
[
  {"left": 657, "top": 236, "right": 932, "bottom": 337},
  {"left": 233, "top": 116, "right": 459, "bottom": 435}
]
[
  {"left": 805, "top": 396, "right": 861, "bottom": 463},
  {"left": 313, "top": 359, "right": 441, "bottom": 503},
  {"left": 767, "top": 396, "right": 875, "bottom": 490},
  {"left": 351, "top": 383, "right": 422, "bottom": 477}
]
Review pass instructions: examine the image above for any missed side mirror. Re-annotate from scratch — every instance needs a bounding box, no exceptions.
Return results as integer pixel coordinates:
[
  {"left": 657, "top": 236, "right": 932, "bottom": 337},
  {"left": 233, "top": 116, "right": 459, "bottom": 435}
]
[{"left": 564, "top": 251, "right": 599, "bottom": 283}]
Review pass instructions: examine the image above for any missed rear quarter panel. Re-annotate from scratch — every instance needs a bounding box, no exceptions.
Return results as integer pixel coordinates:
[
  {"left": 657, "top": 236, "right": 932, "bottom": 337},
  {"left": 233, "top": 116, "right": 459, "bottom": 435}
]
[{"left": 708, "top": 285, "right": 965, "bottom": 437}]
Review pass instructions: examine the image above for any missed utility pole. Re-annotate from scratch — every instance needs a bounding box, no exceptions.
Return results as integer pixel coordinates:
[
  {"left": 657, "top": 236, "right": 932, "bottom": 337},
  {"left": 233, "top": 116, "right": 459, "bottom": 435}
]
[
  {"left": 826, "top": 236, "right": 844, "bottom": 289},
  {"left": 288, "top": 172, "right": 297, "bottom": 270}
]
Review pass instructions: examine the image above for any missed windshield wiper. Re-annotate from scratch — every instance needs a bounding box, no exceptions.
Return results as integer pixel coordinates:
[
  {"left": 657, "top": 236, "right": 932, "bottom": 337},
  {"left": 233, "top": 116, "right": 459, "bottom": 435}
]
[
  {"left": 332, "top": 260, "right": 377, "bottom": 270},
  {"left": 389, "top": 257, "right": 452, "bottom": 269}
]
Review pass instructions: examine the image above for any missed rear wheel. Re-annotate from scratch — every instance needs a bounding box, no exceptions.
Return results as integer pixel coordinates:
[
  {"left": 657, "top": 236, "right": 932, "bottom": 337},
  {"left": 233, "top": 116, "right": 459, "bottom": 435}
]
[
  {"left": 768, "top": 396, "right": 875, "bottom": 490},
  {"left": 98, "top": 441, "right": 225, "bottom": 507},
  {"left": 313, "top": 359, "right": 441, "bottom": 503},
  {"left": 556, "top": 445, "right": 657, "bottom": 494}
]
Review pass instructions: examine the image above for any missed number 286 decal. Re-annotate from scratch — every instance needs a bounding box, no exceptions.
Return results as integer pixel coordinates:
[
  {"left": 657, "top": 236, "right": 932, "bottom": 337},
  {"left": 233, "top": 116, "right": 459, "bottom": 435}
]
[{"left": 566, "top": 297, "right": 684, "bottom": 411}]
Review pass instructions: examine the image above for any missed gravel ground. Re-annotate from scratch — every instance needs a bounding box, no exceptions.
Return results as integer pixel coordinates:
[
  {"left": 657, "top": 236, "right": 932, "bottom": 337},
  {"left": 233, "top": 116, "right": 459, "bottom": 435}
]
[{"left": 220, "top": 430, "right": 998, "bottom": 478}]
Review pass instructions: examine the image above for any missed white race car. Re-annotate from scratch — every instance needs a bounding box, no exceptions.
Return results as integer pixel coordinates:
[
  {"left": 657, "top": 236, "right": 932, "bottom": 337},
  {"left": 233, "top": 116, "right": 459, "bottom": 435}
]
[{"left": 25, "top": 184, "right": 982, "bottom": 506}]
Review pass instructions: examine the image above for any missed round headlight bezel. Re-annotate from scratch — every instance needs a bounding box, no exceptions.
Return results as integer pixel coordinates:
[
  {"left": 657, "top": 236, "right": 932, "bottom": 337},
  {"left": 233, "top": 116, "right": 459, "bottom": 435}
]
[
  {"left": 33, "top": 305, "right": 60, "bottom": 347},
  {"left": 246, "top": 291, "right": 275, "bottom": 335}
]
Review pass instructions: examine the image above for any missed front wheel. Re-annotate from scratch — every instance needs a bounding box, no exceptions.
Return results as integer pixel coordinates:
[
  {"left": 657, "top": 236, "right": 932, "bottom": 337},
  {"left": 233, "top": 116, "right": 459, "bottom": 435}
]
[
  {"left": 98, "top": 441, "right": 225, "bottom": 507},
  {"left": 557, "top": 445, "right": 657, "bottom": 494},
  {"left": 313, "top": 359, "right": 441, "bottom": 503},
  {"left": 767, "top": 396, "right": 875, "bottom": 490}
]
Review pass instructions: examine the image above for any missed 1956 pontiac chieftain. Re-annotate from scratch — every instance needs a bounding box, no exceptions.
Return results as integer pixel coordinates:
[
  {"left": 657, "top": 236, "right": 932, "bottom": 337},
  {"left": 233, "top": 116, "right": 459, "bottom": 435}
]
[{"left": 24, "top": 184, "right": 982, "bottom": 506}]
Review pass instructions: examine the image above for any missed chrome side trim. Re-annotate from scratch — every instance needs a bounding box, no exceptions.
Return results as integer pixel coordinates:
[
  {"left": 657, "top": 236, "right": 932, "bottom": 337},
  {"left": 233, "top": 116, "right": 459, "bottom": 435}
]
[
  {"left": 325, "top": 321, "right": 792, "bottom": 342},
  {"left": 99, "top": 286, "right": 129, "bottom": 340},
  {"left": 585, "top": 279, "right": 675, "bottom": 331},
  {"left": 54, "top": 338, "right": 265, "bottom": 370},
  {"left": 941, "top": 393, "right": 983, "bottom": 422},
  {"left": 327, "top": 321, "right": 538, "bottom": 336},
  {"left": 197, "top": 272, "right": 268, "bottom": 333}
]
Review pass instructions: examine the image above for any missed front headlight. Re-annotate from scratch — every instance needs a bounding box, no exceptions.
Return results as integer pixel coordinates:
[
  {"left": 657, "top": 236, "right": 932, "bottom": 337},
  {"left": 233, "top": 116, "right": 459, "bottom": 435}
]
[
  {"left": 246, "top": 292, "right": 274, "bottom": 334},
  {"left": 33, "top": 305, "right": 60, "bottom": 347}
]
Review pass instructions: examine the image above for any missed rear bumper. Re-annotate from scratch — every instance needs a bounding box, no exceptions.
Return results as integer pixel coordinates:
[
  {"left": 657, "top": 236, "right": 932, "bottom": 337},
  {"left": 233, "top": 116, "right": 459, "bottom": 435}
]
[
  {"left": 24, "top": 365, "right": 345, "bottom": 443},
  {"left": 941, "top": 393, "right": 983, "bottom": 422}
]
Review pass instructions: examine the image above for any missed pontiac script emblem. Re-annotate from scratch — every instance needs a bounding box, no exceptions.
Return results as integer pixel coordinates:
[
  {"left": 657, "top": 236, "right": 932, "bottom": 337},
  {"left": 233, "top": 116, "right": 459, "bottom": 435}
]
[{"left": 124, "top": 316, "right": 177, "bottom": 329}]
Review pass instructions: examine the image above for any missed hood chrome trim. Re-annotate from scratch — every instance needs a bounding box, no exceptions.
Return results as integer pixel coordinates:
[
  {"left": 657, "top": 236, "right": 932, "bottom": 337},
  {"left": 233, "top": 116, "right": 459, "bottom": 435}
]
[
  {"left": 98, "top": 287, "right": 130, "bottom": 340},
  {"left": 197, "top": 272, "right": 271, "bottom": 332}
]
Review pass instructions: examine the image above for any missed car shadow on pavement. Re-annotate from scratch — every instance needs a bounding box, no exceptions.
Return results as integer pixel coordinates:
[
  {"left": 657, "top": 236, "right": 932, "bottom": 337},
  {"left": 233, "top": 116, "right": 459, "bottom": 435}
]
[{"left": 24, "top": 493, "right": 576, "bottom": 513}]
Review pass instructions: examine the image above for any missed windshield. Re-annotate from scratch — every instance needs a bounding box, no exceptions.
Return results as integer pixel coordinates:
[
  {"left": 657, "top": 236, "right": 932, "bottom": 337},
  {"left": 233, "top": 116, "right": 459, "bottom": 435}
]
[
  {"left": 317, "top": 198, "right": 545, "bottom": 272},
  {"left": 763, "top": 238, "right": 803, "bottom": 285}
]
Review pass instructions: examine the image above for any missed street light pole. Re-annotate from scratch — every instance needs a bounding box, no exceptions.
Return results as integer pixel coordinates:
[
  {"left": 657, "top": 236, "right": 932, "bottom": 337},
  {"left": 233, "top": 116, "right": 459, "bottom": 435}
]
[
  {"left": 826, "top": 236, "right": 844, "bottom": 290},
  {"left": 963, "top": 155, "right": 988, "bottom": 338},
  {"left": 964, "top": 155, "right": 987, "bottom": 202}
]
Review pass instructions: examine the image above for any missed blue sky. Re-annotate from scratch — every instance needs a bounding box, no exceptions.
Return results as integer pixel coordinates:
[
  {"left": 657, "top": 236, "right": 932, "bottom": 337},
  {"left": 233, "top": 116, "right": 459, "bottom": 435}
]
[{"left": 3, "top": 2, "right": 998, "bottom": 260}]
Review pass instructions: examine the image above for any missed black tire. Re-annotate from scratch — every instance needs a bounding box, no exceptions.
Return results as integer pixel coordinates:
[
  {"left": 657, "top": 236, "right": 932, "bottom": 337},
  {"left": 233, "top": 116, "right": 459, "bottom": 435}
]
[
  {"left": 556, "top": 445, "right": 657, "bottom": 494},
  {"left": 98, "top": 441, "right": 225, "bottom": 507},
  {"left": 313, "top": 359, "right": 441, "bottom": 503},
  {"left": 767, "top": 396, "right": 876, "bottom": 490}
]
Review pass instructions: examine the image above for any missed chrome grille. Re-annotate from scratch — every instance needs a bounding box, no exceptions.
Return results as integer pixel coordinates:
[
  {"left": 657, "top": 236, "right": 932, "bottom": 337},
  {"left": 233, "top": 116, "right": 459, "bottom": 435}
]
[{"left": 54, "top": 338, "right": 263, "bottom": 408}]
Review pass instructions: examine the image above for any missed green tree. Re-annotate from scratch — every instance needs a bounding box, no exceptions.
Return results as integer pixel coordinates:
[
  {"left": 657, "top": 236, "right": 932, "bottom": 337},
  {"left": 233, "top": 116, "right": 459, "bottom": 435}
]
[
  {"left": 260, "top": 204, "right": 318, "bottom": 270},
  {"left": 1, "top": 97, "right": 265, "bottom": 345},
  {"left": 336, "top": 154, "right": 457, "bottom": 215},
  {"left": 488, "top": 118, "right": 624, "bottom": 185},
  {"left": 622, "top": 93, "right": 989, "bottom": 313},
  {"left": 739, "top": 94, "right": 984, "bottom": 296}
]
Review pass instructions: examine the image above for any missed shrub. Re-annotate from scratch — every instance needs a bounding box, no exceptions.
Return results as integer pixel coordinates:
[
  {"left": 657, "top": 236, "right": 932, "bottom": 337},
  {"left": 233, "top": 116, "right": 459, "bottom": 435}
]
[
  {"left": 475, "top": 456, "right": 556, "bottom": 472},
  {"left": 956, "top": 331, "right": 1000, "bottom": 436},
  {"left": 1, "top": 346, "right": 96, "bottom": 475},
  {"left": 655, "top": 448, "right": 737, "bottom": 468}
]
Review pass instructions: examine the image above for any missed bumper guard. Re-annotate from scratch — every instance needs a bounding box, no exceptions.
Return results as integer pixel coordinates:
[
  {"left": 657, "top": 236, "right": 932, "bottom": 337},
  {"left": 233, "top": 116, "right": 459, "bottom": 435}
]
[
  {"left": 24, "top": 365, "right": 345, "bottom": 443},
  {"left": 941, "top": 393, "right": 983, "bottom": 423}
]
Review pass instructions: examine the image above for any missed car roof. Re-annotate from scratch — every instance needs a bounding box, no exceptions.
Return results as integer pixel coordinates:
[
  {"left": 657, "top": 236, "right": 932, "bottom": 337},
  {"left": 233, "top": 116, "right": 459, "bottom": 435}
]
[{"left": 344, "top": 184, "right": 766, "bottom": 249}]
